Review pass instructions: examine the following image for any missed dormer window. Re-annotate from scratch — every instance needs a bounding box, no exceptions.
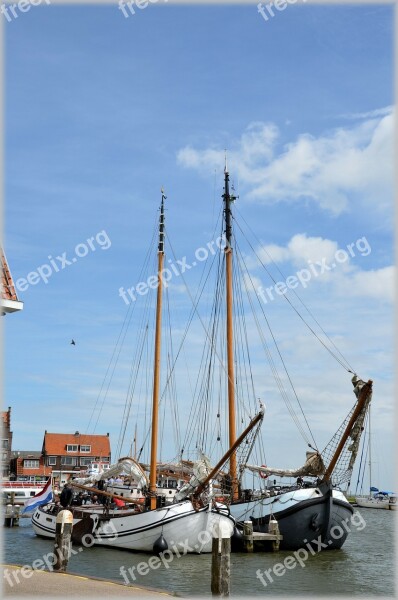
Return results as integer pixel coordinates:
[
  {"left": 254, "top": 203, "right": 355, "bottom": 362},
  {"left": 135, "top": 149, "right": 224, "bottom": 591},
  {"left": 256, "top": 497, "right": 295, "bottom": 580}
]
[
  {"left": 66, "top": 445, "right": 78, "bottom": 452},
  {"left": 80, "top": 445, "right": 91, "bottom": 453}
]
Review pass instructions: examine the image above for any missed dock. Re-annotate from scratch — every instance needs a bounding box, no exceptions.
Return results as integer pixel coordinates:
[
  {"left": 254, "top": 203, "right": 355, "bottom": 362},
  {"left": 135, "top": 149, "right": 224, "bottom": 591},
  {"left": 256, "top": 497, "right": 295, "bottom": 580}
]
[
  {"left": 2, "top": 565, "right": 175, "bottom": 597},
  {"left": 242, "top": 519, "right": 283, "bottom": 552}
]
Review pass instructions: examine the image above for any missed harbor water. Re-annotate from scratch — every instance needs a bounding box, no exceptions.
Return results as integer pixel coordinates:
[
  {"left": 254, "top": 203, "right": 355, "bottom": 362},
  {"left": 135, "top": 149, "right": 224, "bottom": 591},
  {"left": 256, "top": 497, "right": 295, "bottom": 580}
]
[{"left": 3, "top": 508, "right": 395, "bottom": 596}]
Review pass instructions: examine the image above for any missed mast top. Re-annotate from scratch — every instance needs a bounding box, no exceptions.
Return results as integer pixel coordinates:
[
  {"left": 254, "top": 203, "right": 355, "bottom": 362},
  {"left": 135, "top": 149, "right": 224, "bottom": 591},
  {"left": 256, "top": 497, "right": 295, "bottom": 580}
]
[
  {"left": 224, "top": 149, "right": 228, "bottom": 174},
  {"left": 158, "top": 188, "right": 166, "bottom": 254}
]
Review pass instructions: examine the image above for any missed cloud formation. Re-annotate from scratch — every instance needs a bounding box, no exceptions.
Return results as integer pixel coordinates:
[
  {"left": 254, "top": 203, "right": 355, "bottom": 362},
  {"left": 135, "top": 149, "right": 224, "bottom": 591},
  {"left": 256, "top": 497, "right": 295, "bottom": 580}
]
[
  {"left": 249, "top": 233, "right": 395, "bottom": 303},
  {"left": 177, "top": 108, "right": 394, "bottom": 216}
]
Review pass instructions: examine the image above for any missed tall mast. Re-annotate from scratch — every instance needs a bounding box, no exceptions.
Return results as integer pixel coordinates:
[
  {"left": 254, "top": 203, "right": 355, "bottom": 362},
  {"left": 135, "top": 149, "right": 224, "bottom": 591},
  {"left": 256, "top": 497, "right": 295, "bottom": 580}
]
[
  {"left": 149, "top": 189, "right": 166, "bottom": 510},
  {"left": 223, "top": 156, "right": 239, "bottom": 502}
]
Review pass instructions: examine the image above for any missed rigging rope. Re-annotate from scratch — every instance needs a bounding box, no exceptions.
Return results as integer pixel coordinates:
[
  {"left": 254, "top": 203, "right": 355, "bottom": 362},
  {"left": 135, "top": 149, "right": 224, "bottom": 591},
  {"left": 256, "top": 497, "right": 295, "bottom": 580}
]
[
  {"left": 233, "top": 208, "right": 356, "bottom": 375},
  {"left": 236, "top": 243, "right": 317, "bottom": 449},
  {"left": 86, "top": 220, "right": 158, "bottom": 434}
]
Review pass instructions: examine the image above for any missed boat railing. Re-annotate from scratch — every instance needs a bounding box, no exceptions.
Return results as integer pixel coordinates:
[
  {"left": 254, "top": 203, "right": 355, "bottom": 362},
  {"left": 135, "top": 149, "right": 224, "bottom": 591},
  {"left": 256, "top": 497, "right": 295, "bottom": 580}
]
[{"left": 2, "top": 481, "right": 46, "bottom": 488}]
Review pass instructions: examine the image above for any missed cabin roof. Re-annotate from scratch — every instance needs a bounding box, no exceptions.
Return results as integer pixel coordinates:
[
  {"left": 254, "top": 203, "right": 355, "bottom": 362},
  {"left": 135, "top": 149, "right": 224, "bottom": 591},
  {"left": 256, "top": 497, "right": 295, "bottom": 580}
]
[{"left": 42, "top": 432, "right": 111, "bottom": 457}]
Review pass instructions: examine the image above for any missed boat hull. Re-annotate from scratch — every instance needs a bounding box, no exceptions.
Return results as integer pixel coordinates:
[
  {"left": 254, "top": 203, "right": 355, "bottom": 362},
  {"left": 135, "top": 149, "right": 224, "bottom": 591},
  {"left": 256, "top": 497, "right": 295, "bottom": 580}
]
[
  {"left": 229, "top": 485, "right": 354, "bottom": 550},
  {"left": 32, "top": 501, "right": 235, "bottom": 554},
  {"left": 355, "top": 496, "right": 390, "bottom": 509}
]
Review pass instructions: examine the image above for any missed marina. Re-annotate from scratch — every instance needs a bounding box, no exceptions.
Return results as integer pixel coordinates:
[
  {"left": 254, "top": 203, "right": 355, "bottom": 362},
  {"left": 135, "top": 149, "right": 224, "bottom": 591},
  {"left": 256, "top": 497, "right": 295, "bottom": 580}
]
[{"left": 2, "top": 3, "right": 395, "bottom": 598}]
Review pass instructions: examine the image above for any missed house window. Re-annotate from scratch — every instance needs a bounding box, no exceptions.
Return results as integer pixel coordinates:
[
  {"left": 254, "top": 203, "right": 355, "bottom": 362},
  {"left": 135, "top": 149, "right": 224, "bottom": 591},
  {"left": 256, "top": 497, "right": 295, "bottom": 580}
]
[
  {"left": 24, "top": 460, "right": 39, "bottom": 468},
  {"left": 61, "top": 457, "right": 77, "bottom": 466},
  {"left": 47, "top": 457, "right": 57, "bottom": 466},
  {"left": 80, "top": 457, "right": 94, "bottom": 466},
  {"left": 66, "top": 445, "right": 78, "bottom": 452},
  {"left": 80, "top": 445, "right": 91, "bottom": 453},
  {"left": 1, "top": 439, "right": 8, "bottom": 449},
  {"left": 2, "top": 452, "right": 7, "bottom": 461}
]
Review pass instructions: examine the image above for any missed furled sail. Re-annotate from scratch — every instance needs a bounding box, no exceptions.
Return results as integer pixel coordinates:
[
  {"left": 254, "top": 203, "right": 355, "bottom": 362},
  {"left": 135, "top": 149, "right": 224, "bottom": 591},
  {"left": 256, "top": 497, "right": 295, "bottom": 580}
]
[
  {"left": 244, "top": 451, "right": 325, "bottom": 479},
  {"left": 347, "top": 376, "right": 372, "bottom": 471},
  {"left": 174, "top": 452, "right": 213, "bottom": 502},
  {"left": 74, "top": 457, "right": 148, "bottom": 489},
  {"left": 320, "top": 375, "right": 372, "bottom": 487}
]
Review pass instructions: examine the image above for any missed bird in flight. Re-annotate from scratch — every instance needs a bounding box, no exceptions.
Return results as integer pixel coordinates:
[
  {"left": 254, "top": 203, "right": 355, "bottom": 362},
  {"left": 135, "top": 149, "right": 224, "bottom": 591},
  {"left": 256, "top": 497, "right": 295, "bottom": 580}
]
[{"left": 71, "top": 339, "right": 76, "bottom": 346}]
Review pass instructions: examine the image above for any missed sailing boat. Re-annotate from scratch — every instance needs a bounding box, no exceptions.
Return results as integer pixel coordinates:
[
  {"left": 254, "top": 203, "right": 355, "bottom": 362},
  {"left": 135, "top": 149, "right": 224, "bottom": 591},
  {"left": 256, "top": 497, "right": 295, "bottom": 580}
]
[
  {"left": 174, "top": 161, "right": 373, "bottom": 550},
  {"left": 31, "top": 190, "right": 263, "bottom": 553},
  {"left": 355, "top": 407, "right": 393, "bottom": 510}
]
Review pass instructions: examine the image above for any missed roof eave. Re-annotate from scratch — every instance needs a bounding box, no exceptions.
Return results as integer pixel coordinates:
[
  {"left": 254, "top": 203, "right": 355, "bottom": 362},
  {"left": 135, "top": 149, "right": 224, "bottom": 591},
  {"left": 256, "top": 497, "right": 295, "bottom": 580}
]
[{"left": 1, "top": 299, "right": 24, "bottom": 314}]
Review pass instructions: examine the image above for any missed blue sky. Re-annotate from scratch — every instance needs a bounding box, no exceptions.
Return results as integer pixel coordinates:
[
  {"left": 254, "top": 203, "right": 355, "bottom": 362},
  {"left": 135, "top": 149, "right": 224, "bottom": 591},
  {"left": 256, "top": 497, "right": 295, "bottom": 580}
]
[{"left": 4, "top": 3, "right": 395, "bottom": 490}]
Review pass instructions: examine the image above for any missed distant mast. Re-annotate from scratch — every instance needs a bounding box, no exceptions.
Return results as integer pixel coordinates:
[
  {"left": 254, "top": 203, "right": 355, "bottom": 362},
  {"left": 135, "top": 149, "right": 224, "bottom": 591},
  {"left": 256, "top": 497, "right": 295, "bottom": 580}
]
[
  {"left": 149, "top": 189, "right": 166, "bottom": 510},
  {"left": 223, "top": 156, "right": 239, "bottom": 502}
]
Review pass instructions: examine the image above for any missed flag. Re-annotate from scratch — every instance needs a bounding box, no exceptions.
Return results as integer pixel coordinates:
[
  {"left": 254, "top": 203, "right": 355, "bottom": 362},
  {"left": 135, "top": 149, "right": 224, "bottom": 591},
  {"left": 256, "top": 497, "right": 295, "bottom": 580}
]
[{"left": 22, "top": 476, "right": 53, "bottom": 513}]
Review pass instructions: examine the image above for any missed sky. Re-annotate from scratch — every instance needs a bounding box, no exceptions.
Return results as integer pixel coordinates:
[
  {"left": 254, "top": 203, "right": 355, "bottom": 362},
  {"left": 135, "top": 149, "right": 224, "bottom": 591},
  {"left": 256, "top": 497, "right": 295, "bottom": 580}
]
[{"left": 3, "top": 3, "right": 395, "bottom": 491}]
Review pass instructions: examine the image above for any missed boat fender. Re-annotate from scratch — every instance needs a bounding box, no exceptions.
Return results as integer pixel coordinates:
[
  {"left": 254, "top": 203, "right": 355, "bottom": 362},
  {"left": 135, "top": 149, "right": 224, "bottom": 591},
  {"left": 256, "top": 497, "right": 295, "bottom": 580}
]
[
  {"left": 231, "top": 525, "right": 243, "bottom": 541},
  {"left": 231, "top": 525, "right": 244, "bottom": 552},
  {"left": 153, "top": 533, "right": 168, "bottom": 555}
]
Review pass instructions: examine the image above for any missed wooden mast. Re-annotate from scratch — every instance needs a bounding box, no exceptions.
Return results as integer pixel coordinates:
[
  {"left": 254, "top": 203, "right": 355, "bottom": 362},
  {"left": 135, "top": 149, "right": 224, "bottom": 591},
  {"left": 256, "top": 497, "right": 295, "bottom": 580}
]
[
  {"left": 223, "top": 157, "right": 239, "bottom": 502},
  {"left": 149, "top": 189, "right": 166, "bottom": 510}
]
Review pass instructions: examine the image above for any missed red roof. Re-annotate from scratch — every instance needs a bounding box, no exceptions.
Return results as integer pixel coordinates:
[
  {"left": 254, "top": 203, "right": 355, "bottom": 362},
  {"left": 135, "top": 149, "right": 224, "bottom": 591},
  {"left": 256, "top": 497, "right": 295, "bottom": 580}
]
[
  {"left": 1, "top": 247, "right": 19, "bottom": 301},
  {"left": 43, "top": 432, "right": 111, "bottom": 457}
]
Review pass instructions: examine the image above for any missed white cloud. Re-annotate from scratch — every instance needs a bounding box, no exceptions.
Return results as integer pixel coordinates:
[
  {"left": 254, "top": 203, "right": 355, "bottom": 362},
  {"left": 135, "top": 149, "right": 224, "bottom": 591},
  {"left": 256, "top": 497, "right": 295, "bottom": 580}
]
[
  {"left": 338, "top": 105, "right": 394, "bottom": 120},
  {"left": 177, "top": 109, "right": 394, "bottom": 216},
  {"left": 343, "top": 265, "right": 395, "bottom": 302},
  {"left": 257, "top": 234, "right": 339, "bottom": 267},
  {"left": 249, "top": 233, "right": 394, "bottom": 302}
]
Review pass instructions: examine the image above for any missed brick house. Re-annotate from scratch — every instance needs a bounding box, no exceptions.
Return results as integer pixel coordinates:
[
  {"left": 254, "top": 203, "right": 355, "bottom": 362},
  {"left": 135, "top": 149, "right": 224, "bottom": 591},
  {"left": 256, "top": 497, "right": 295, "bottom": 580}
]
[
  {"left": 42, "top": 431, "right": 111, "bottom": 486},
  {"left": 1, "top": 407, "right": 13, "bottom": 479},
  {"left": 1, "top": 247, "right": 23, "bottom": 315},
  {"left": 9, "top": 450, "right": 51, "bottom": 483}
]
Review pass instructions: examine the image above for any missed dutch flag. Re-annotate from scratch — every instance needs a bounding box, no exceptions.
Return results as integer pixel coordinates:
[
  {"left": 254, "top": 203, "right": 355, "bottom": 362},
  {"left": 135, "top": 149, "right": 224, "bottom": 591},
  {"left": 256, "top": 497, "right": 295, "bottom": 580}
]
[{"left": 22, "top": 477, "right": 53, "bottom": 514}]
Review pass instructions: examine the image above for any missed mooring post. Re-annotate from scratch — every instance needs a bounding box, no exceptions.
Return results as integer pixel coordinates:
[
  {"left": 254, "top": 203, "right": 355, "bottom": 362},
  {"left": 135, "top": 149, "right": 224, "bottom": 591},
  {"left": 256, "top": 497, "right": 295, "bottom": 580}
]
[
  {"left": 243, "top": 520, "right": 254, "bottom": 553},
  {"left": 268, "top": 518, "right": 281, "bottom": 552},
  {"left": 211, "top": 521, "right": 231, "bottom": 597},
  {"left": 53, "top": 509, "right": 73, "bottom": 572},
  {"left": 4, "top": 496, "right": 20, "bottom": 527}
]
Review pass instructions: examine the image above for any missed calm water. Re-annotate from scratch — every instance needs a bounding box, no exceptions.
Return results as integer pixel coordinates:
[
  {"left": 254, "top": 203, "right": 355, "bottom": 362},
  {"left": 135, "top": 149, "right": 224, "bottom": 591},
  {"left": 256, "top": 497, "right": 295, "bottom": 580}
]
[{"left": 3, "top": 508, "right": 395, "bottom": 597}]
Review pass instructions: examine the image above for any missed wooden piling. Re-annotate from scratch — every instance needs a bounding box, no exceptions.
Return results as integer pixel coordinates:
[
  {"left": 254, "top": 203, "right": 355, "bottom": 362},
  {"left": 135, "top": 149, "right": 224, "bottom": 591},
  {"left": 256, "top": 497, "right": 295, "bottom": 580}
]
[
  {"left": 211, "top": 522, "right": 231, "bottom": 597},
  {"left": 243, "top": 520, "right": 254, "bottom": 553},
  {"left": 4, "top": 504, "right": 20, "bottom": 527},
  {"left": 53, "top": 510, "right": 73, "bottom": 572},
  {"left": 268, "top": 518, "right": 281, "bottom": 552},
  {"left": 242, "top": 519, "right": 282, "bottom": 552}
]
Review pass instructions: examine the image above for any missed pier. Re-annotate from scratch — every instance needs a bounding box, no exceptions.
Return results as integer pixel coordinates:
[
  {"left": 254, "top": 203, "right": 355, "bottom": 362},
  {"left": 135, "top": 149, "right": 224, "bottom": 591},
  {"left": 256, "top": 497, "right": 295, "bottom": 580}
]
[
  {"left": 3, "top": 565, "right": 174, "bottom": 597},
  {"left": 242, "top": 520, "right": 283, "bottom": 552}
]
